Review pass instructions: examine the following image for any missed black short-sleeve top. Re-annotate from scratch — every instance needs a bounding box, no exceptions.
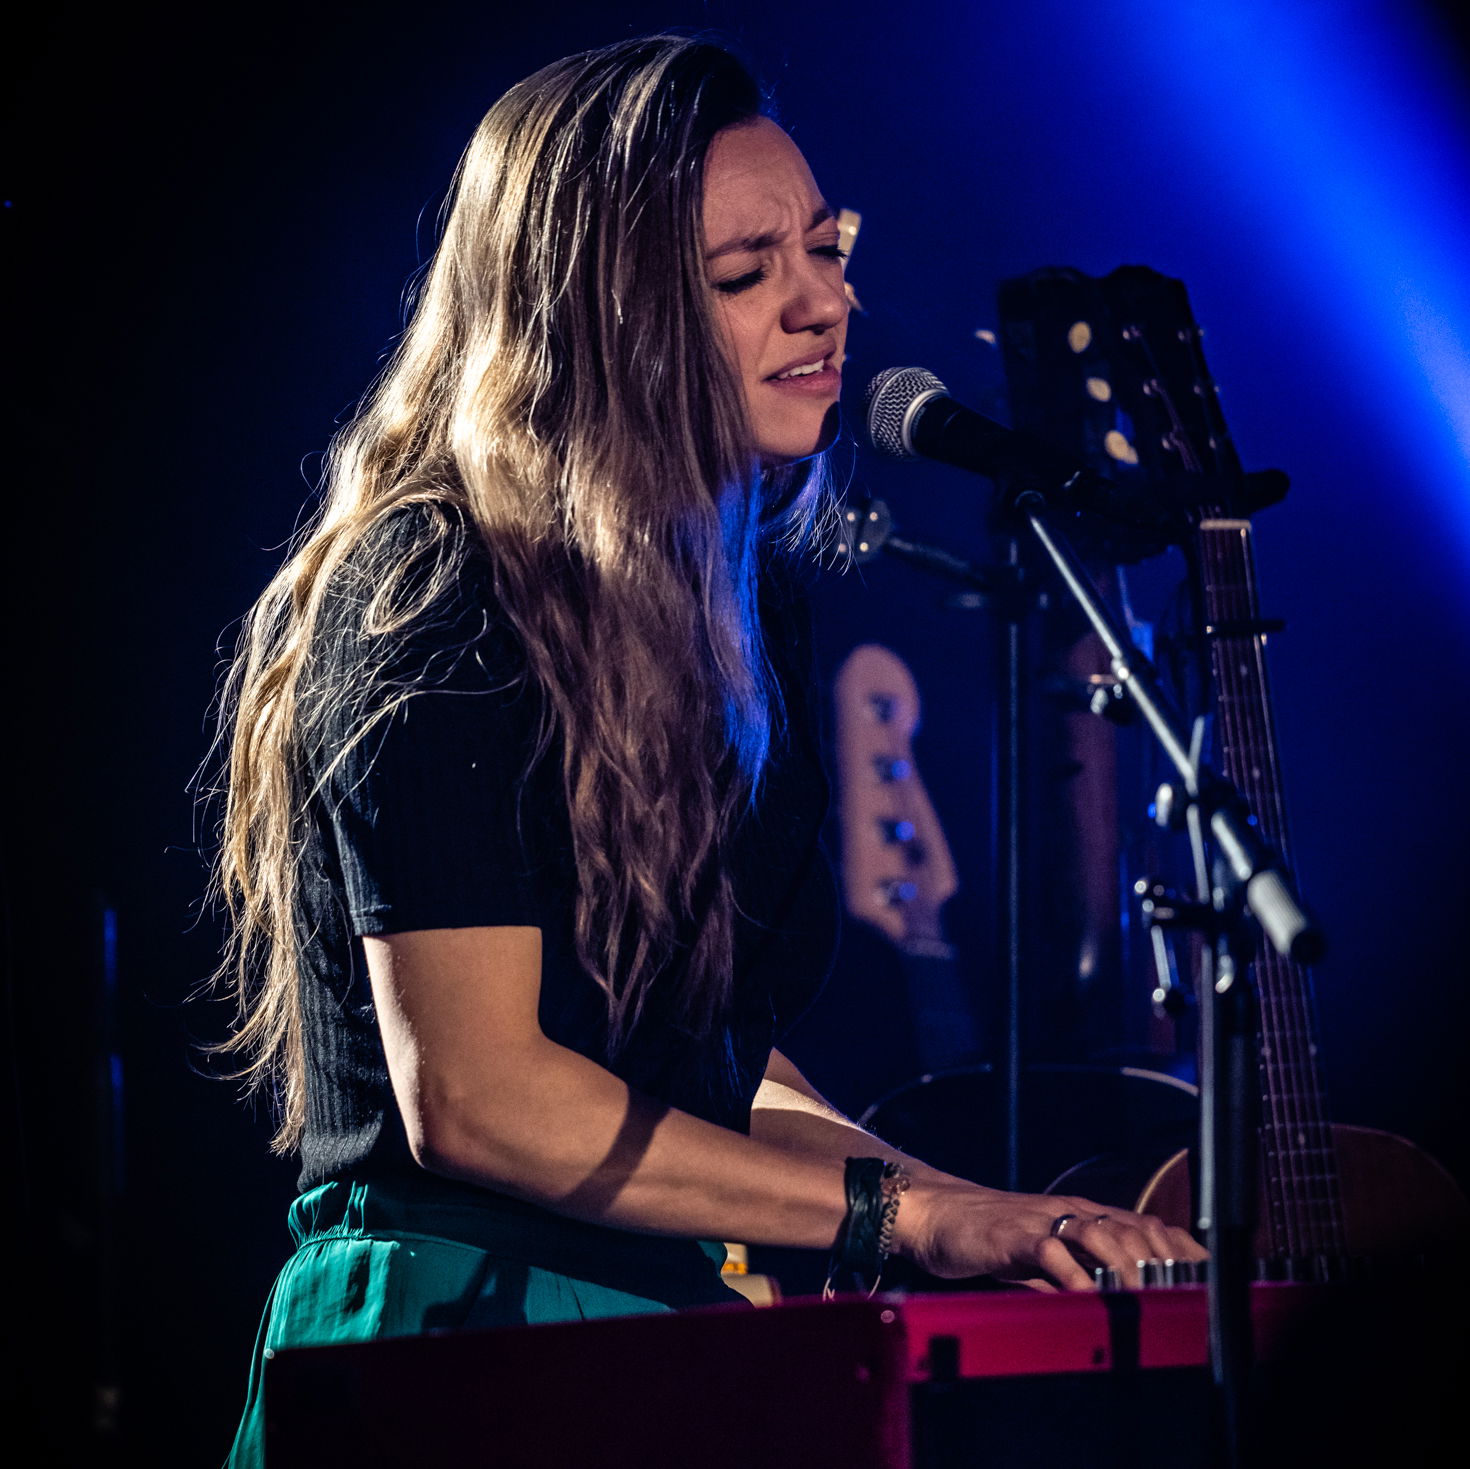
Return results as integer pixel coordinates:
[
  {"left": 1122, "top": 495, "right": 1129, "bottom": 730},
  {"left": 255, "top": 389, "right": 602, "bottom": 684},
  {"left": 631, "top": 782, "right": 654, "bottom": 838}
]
[{"left": 293, "top": 505, "right": 839, "bottom": 1193}]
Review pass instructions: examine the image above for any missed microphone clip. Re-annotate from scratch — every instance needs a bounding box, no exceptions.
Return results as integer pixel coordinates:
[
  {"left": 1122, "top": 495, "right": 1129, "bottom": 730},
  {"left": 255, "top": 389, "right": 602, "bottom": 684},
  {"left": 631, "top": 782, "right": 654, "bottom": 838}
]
[{"left": 835, "top": 497, "right": 1041, "bottom": 619}]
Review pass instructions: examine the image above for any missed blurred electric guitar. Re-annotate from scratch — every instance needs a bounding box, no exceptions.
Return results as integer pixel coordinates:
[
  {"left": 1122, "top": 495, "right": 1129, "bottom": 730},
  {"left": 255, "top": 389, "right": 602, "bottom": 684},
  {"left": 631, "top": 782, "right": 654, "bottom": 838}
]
[{"left": 834, "top": 643, "right": 973, "bottom": 1064}]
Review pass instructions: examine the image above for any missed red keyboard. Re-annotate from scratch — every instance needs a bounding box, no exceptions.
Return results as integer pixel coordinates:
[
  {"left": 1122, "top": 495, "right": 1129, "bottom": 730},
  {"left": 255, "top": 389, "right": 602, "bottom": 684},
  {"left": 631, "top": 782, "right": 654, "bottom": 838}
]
[{"left": 262, "top": 1281, "right": 1418, "bottom": 1468}]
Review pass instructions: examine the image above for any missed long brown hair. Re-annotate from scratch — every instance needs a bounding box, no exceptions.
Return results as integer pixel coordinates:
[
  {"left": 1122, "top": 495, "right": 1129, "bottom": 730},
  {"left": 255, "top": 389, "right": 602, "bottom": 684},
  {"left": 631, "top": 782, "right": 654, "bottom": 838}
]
[{"left": 208, "top": 34, "right": 836, "bottom": 1150}]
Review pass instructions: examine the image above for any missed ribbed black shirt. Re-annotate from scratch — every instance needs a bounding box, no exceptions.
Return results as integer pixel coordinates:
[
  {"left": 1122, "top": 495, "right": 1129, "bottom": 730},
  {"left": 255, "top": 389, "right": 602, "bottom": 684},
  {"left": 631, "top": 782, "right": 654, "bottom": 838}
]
[{"left": 293, "top": 505, "right": 840, "bottom": 1194}]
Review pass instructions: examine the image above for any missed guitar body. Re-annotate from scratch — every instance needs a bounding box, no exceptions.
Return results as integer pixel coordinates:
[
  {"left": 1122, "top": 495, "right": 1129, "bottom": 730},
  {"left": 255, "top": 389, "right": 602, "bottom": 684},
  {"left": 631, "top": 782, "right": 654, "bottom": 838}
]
[{"left": 1134, "top": 1125, "right": 1470, "bottom": 1262}]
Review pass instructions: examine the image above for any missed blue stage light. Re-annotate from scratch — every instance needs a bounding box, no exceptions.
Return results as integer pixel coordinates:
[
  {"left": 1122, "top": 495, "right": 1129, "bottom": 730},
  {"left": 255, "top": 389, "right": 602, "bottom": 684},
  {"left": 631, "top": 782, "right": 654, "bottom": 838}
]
[{"left": 1107, "top": 0, "right": 1470, "bottom": 563}]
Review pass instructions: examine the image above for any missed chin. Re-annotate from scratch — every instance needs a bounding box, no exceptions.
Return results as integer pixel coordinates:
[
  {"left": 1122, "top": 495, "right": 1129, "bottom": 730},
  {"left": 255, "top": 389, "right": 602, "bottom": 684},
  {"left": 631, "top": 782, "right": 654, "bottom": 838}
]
[{"left": 757, "top": 403, "right": 843, "bottom": 468}]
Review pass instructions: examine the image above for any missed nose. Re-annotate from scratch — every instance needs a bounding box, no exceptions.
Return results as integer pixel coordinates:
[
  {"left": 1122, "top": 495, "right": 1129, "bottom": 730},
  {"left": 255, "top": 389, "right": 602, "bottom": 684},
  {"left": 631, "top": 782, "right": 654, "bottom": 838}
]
[{"left": 779, "top": 254, "right": 849, "bottom": 336}]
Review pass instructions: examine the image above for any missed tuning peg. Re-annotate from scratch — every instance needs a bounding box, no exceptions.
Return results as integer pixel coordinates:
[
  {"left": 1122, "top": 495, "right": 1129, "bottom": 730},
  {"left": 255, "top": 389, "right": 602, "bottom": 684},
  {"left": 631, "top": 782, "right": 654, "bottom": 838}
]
[
  {"left": 880, "top": 819, "right": 917, "bottom": 845},
  {"left": 873, "top": 755, "right": 912, "bottom": 783},
  {"left": 879, "top": 880, "right": 917, "bottom": 907}
]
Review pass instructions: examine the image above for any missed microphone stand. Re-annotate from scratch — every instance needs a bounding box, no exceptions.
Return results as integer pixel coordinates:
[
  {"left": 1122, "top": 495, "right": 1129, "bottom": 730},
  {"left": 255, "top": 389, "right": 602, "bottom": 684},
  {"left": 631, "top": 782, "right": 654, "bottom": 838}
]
[
  {"left": 838, "top": 500, "right": 1040, "bottom": 1194},
  {"left": 1019, "top": 486, "right": 1322, "bottom": 1469},
  {"left": 842, "top": 487, "right": 1325, "bottom": 1469}
]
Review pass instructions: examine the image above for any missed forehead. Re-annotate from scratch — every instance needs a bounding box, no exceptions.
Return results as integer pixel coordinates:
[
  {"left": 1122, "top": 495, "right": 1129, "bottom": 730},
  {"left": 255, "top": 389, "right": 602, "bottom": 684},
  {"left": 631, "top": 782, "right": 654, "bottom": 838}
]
[{"left": 701, "top": 117, "right": 826, "bottom": 242}]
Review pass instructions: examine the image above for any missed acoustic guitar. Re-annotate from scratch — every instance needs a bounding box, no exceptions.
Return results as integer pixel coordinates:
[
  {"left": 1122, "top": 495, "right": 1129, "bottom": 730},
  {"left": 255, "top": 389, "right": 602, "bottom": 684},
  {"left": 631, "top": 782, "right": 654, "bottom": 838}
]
[{"left": 1006, "top": 265, "right": 1470, "bottom": 1271}]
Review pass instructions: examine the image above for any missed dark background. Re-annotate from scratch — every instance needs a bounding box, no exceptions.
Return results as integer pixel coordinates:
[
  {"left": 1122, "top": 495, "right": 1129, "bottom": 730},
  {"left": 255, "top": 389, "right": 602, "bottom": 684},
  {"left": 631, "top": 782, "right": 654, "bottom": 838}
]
[{"left": 9, "top": 2, "right": 1469, "bottom": 1463}]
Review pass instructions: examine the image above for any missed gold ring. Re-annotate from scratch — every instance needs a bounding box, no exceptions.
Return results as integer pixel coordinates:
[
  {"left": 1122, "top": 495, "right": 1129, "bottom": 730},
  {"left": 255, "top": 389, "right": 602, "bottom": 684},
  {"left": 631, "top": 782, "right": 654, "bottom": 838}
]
[{"left": 1049, "top": 1213, "right": 1079, "bottom": 1238}]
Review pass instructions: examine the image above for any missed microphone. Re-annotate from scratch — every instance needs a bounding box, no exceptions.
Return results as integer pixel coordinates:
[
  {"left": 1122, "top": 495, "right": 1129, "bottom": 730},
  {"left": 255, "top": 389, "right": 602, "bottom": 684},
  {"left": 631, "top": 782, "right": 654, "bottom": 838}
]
[{"left": 863, "top": 365, "right": 1182, "bottom": 532}]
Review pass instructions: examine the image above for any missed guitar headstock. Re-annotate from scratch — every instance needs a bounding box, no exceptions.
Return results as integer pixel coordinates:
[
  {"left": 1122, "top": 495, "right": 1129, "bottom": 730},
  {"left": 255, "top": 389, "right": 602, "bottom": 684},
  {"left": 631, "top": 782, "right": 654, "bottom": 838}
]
[
  {"left": 996, "top": 265, "right": 1287, "bottom": 534},
  {"left": 833, "top": 643, "right": 957, "bottom": 956}
]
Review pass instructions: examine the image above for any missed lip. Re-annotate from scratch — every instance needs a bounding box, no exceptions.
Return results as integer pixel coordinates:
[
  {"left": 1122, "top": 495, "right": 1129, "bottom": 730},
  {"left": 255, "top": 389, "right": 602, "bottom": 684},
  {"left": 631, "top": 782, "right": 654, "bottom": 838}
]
[{"left": 764, "top": 350, "right": 841, "bottom": 390}]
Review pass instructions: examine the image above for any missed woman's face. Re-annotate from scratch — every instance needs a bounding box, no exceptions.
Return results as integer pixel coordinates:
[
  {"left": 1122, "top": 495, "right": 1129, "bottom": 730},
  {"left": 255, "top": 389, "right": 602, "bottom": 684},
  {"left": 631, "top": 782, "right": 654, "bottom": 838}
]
[{"left": 702, "top": 118, "right": 849, "bottom": 466}]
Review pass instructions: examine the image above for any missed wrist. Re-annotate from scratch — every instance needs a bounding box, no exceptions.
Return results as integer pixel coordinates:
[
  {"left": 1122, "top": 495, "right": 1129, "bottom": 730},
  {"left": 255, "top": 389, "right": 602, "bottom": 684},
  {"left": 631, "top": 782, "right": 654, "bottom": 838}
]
[
  {"left": 890, "top": 1178, "right": 936, "bottom": 1262},
  {"left": 890, "top": 1178, "right": 1000, "bottom": 1276},
  {"left": 823, "top": 1157, "right": 911, "bottom": 1296}
]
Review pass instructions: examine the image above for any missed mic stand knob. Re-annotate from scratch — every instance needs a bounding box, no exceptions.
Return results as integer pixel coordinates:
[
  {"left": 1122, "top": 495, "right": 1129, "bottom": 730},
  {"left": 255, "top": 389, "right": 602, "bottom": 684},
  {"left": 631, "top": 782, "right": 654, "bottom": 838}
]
[{"left": 1135, "top": 876, "right": 1203, "bottom": 1022}]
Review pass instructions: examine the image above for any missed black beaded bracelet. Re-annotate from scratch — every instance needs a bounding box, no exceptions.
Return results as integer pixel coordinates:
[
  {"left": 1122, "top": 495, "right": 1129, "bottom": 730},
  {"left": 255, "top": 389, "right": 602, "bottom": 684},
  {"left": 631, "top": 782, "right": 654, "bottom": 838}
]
[{"left": 823, "top": 1157, "right": 911, "bottom": 1298}]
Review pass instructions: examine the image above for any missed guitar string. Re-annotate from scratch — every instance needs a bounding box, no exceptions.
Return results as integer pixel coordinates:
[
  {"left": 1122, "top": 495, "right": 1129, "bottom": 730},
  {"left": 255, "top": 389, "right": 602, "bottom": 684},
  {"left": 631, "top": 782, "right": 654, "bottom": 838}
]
[
  {"left": 1205, "top": 525, "right": 1315, "bottom": 1255},
  {"left": 1191, "top": 420, "right": 1320, "bottom": 1257},
  {"left": 1237, "top": 533, "right": 1346, "bottom": 1257},
  {"left": 1129, "top": 318, "right": 1303, "bottom": 1250},
  {"left": 1163, "top": 316, "right": 1314, "bottom": 1258},
  {"left": 1202, "top": 524, "right": 1291, "bottom": 1254},
  {"left": 1130, "top": 318, "right": 1299, "bottom": 1254},
  {"left": 1163, "top": 318, "right": 1344, "bottom": 1258},
  {"left": 1208, "top": 528, "right": 1306, "bottom": 1256},
  {"left": 1197, "top": 471, "right": 1343, "bottom": 1257},
  {"left": 1198, "top": 358, "right": 1347, "bottom": 1260}
]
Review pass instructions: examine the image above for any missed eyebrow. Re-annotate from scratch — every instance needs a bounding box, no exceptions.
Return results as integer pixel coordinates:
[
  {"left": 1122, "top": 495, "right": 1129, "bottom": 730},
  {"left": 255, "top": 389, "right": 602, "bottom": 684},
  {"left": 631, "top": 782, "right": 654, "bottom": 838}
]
[{"left": 704, "top": 204, "right": 837, "bottom": 261}]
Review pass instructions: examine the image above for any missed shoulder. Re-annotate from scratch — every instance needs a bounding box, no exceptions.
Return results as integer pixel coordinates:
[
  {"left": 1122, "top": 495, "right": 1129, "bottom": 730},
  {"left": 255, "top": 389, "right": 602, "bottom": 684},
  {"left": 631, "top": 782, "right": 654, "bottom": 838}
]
[
  {"left": 332, "top": 497, "right": 490, "bottom": 622},
  {"left": 311, "top": 499, "right": 520, "bottom": 699}
]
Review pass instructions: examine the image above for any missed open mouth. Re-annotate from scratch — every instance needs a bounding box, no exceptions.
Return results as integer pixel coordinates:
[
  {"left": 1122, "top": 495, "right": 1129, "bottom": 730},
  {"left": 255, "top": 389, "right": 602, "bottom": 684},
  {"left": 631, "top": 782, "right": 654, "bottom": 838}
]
[
  {"left": 767, "top": 354, "right": 838, "bottom": 385},
  {"left": 773, "top": 359, "right": 827, "bottom": 380}
]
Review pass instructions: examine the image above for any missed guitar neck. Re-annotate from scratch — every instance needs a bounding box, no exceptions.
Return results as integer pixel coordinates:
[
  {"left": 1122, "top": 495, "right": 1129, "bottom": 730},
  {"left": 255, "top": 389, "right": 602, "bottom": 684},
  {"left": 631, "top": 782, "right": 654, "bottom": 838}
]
[{"left": 1197, "top": 515, "right": 1347, "bottom": 1259}]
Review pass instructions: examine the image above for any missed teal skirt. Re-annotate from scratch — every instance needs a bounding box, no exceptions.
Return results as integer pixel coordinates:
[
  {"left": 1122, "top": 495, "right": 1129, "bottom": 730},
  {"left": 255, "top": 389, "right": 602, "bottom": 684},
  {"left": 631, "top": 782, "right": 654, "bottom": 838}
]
[{"left": 224, "top": 1176, "right": 741, "bottom": 1468}]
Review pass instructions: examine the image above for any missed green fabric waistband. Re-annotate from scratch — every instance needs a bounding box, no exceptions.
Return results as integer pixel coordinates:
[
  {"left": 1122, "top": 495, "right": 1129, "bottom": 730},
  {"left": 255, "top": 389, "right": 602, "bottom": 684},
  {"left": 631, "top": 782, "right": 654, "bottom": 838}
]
[{"left": 289, "top": 1175, "right": 739, "bottom": 1312}]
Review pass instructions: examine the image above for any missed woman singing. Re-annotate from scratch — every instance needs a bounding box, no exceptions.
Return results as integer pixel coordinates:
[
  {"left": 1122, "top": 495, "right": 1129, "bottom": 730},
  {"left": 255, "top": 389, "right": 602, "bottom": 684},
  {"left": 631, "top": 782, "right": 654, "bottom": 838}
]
[{"left": 211, "top": 33, "right": 1203, "bottom": 1466}]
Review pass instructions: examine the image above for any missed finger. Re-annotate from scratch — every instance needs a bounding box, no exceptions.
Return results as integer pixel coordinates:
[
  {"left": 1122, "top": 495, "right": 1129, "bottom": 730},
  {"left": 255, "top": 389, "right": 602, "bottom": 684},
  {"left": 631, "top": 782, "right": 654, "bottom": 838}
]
[
  {"left": 1163, "top": 1224, "right": 1210, "bottom": 1262},
  {"left": 1014, "top": 1276, "right": 1060, "bottom": 1295},
  {"left": 1052, "top": 1201, "right": 1210, "bottom": 1279},
  {"left": 1055, "top": 1199, "right": 1158, "bottom": 1254},
  {"left": 1130, "top": 1212, "right": 1185, "bottom": 1263},
  {"left": 1063, "top": 1216, "right": 1156, "bottom": 1289},
  {"left": 1123, "top": 1211, "right": 1209, "bottom": 1264},
  {"left": 1103, "top": 1222, "right": 1210, "bottom": 1282},
  {"left": 1104, "top": 1210, "right": 1207, "bottom": 1268},
  {"left": 1036, "top": 1235, "right": 1098, "bottom": 1292},
  {"left": 1114, "top": 1210, "right": 1161, "bottom": 1253}
]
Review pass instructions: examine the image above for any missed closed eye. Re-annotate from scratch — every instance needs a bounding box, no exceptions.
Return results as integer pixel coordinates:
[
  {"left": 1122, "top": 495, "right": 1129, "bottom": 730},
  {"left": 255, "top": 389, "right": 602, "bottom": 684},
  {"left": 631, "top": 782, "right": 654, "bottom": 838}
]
[
  {"left": 713, "top": 246, "right": 847, "bottom": 296},
  {"left": 713, "top": 268, "right": 767, "bottom": 295}
]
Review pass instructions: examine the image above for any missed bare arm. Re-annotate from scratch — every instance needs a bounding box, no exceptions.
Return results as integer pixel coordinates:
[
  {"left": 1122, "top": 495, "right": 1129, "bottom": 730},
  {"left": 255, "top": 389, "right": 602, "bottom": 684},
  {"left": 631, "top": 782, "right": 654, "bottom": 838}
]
[
  {"left": 751, "top": 1048, "right": 959, "bottom": 1187},
  {"left": 748, "top": 1048, "right": 982, "bottom": 1273},
  {"left": 366, "top": 927, "right": 1202, "bottom": 1289},
  {"left": 365, "top": 926, "right": 852, "bottom": 1251}
]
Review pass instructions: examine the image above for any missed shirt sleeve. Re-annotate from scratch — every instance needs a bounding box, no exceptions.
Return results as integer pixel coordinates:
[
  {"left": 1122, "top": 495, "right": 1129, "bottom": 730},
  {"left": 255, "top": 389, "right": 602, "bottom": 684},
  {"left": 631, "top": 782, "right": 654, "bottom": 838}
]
[
  {"left": 306, "top": 509, "right": 566, "bottom": 938},
  {"left": 326, "top": 683, "right": 557, "bottom": 936}
]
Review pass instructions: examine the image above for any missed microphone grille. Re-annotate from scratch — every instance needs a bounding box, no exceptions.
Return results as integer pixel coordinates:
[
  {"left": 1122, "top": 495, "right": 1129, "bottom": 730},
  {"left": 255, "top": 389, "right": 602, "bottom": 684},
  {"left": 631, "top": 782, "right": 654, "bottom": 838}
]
[{"left": 864, "top": 365, "right": 947, "bottom": 458}]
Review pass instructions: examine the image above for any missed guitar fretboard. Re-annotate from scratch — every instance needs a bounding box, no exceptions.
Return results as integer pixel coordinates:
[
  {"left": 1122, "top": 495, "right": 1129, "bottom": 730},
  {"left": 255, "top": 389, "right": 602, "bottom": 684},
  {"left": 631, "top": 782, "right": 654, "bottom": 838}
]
[{"left": 1198, "top": 517, "right": 1347, "bottom": 1259}]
